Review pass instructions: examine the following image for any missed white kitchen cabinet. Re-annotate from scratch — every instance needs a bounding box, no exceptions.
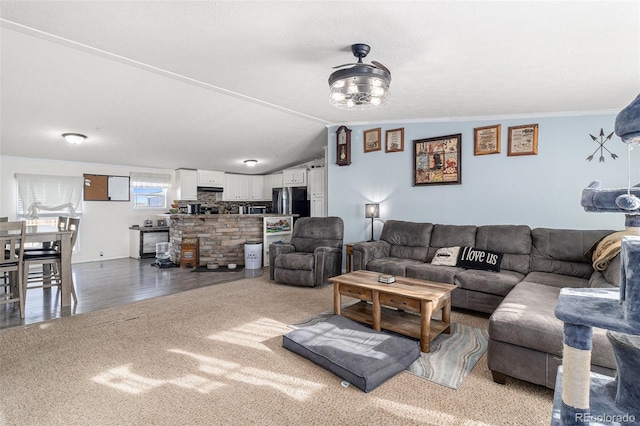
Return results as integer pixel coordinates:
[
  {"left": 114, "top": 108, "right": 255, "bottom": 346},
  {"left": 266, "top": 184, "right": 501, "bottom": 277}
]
[
  {"left": 236, "top": 175, "right": 250, "bottom": 200},
  {"left": 175, "top": 169, "right": 198, "bottom": 201},
  {"left": 282, "top": 168, "right": 307, "bottom": 187},
  {"left": 264, "top": 173, "right": 283, "bottom": 196},
  {"left": 223, "top": 174, "right": 252, "bottom": 201},
  {"left": 197, "top": 170, "right": 225, "bottom": 187},
  {"left": 308, "top": 168, "right": 326, "bottom": 217},
  {"left": 310, "top": 197, "right": 326, "bottom": 217},
  {"left": 250, "top": 175, "right": 265, "bottom": 200},
  {"left": 308, "top": 168, "right": 325, "bottom": 198}
]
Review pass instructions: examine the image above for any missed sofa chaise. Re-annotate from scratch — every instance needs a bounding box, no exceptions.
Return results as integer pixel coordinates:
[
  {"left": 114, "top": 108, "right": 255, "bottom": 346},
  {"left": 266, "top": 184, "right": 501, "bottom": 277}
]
[{"left": 352, "top": 220, "right": 619, "bottom": 389}]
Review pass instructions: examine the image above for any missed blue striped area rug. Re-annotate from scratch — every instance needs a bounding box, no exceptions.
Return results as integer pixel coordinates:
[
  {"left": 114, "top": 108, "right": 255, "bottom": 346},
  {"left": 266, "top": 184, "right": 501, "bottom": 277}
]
[
  {"left": 290, "top": 314, "right": 487, "bottom": 390},
  {"left": 406, "top": 323, "right": 488, "bottom": 389}
]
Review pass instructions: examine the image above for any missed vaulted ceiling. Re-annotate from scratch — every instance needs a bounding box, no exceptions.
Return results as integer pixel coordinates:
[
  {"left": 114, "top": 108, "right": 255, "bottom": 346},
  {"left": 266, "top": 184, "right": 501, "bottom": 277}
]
[{"left": 1, "top": 1, "right": 638, "bottom": 174}]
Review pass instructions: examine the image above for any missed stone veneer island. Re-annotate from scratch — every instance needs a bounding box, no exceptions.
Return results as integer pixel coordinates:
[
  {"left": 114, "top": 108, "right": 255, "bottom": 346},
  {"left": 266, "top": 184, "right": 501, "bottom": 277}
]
[{"left": 169, "top": 214, "right": 276, "bottom": 267}]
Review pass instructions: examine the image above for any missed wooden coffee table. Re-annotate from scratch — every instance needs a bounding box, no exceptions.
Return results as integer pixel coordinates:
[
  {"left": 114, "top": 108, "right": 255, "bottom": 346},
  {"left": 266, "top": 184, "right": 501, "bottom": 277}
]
[{"left": 329, "top": 270, "right": 456, "bottom": 353}]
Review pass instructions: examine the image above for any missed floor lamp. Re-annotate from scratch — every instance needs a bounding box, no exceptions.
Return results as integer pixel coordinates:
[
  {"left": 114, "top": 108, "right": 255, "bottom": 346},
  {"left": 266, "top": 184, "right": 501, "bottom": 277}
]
[{"left": 365, "top": 203, "right": 380, "bottom": 242}]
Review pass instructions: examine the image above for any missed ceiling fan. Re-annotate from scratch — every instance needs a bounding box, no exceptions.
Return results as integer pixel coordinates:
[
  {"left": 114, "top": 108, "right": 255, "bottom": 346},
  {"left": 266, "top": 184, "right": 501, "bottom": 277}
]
[{"left": 328, "top": 43, "right": 391, "bottom": 110}]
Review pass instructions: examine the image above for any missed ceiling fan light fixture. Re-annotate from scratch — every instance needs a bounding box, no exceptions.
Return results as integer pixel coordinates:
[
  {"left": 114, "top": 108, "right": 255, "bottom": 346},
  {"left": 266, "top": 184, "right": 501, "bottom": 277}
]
[
  {"left": 61, "top": 133, "right": 87, "bottom": 144},
  {"left": 328, "top": 44, "right": 391, "bottom": 111}
]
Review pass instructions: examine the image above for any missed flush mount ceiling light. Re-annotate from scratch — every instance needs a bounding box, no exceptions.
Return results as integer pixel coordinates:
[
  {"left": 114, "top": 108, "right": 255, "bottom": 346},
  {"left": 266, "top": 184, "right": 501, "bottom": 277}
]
[
  {"left": 244, "top": 159, "right": 258, "bottom": 167},
  {"left": 61, "top": 133, "right": 87, "bottom": 144},
  {"left": 328, "top": 43, "right": 391, "bottom": 111}
]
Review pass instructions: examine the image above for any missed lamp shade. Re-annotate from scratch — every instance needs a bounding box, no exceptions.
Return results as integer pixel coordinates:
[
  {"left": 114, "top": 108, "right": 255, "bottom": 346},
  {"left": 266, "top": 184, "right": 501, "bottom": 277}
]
[{"left": 365, "top": 203, "right": 380, "bottom": 219}]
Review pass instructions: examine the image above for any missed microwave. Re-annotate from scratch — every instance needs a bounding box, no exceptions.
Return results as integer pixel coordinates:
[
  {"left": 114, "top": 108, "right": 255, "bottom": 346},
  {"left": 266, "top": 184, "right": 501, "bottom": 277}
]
[{"left": 248, "top": 206, "right": 267, "bottom": 214}]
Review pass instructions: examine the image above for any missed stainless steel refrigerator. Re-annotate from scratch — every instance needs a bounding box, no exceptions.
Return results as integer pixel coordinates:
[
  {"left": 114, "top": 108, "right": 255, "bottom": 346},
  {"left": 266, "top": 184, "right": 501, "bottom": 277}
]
[{"left": 272, "top": 187, "right": 310, "bottom": 219}]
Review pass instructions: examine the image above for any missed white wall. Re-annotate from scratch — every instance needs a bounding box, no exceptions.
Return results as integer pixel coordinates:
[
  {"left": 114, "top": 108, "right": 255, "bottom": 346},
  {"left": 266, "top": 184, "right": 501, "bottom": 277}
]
[
  {"left": 327, "top": 113, "right": 640, "bottom": 246},
  {"left": 0, "top": 156, "right": 175, "bottom": 263}
]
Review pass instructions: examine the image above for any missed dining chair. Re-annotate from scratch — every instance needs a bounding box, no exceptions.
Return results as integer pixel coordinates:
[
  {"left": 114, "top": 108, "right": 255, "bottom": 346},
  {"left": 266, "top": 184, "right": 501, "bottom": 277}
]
[
  {"left": 22, "top": 217, "right": 79, "bottom": 305},
  {"left": 1, "top": 221, "right": 26, "bottom": 318},
  {"left": 1, "top": 217, "right": 8, "bottom": 289},
  {"left": 24, "top": 216, "right": 67, "bottom": 251}
]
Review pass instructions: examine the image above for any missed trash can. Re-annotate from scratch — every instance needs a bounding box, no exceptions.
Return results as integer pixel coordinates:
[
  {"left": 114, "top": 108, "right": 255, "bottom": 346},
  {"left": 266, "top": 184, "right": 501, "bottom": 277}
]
[{"left": 244, "top": 240, "right": 263, "bottom": 269}]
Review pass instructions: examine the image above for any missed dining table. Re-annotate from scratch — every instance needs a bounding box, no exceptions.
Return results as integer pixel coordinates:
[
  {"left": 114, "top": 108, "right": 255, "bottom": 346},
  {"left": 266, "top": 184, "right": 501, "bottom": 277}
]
[{"left": 25, "top": 225, "right": 74, "bottom": 308}]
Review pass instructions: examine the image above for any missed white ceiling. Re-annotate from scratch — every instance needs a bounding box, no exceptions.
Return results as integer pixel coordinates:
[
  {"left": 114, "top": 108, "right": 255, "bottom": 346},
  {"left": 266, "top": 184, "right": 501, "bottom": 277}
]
[{"left": 1, "top": 1, "right": 639, "bottom": 174}]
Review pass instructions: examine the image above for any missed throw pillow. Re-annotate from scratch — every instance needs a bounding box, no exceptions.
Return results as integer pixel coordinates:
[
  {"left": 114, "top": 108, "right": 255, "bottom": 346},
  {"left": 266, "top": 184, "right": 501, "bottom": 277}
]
[
  {"left": 431, "top": 246, "right": 461, "bottom": 267},
  {"left": 457, "top": 247, "right": 503, "bottom": 272}
]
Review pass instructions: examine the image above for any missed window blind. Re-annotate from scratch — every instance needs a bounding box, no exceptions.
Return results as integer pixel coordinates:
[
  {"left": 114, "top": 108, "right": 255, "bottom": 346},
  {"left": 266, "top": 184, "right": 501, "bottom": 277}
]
[
  {"left": 130, "top": 172, "right": 172, "bottom": 188},
  {"left": 15, "top": 173, "right": 84, "bottom": 218}
]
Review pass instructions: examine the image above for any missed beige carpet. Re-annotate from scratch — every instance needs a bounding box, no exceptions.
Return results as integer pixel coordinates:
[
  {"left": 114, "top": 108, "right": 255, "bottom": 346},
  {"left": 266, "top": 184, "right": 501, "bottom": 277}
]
[{"left": 0, "top": 275, "right": 553, "bottom": 425}]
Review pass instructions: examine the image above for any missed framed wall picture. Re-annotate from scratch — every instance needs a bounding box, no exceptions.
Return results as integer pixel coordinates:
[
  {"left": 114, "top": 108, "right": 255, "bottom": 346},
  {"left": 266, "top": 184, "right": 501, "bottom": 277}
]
[
  {"left": 473, "top": 124, "right": 501, "bottom": 155},
  {"left": 413, "top": 134, "right": 462, "bottom": 186},
  {"left": 508, "top": 124, "right": 538, "bottom": 156},
  {"left": 385, "top": 128, "right": 404, "bottom": 152},
  {"left": 364, "top": 128, "right": 382, "bottom": 153}
]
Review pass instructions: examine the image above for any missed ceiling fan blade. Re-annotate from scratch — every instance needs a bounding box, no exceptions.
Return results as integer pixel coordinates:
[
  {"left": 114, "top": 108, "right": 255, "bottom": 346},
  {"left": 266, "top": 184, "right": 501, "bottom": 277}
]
[
  {"left": 371, "top": 61, "right": 391, "bottom": 74},
  {"left": 332, "top": 63, "right": 358, "bottom": 69}
]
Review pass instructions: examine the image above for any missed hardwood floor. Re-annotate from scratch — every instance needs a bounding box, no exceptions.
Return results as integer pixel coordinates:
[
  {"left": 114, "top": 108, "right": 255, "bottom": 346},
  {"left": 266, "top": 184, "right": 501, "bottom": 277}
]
[{"left": 0, "top": 258, "right": 264, "bottom": 330}]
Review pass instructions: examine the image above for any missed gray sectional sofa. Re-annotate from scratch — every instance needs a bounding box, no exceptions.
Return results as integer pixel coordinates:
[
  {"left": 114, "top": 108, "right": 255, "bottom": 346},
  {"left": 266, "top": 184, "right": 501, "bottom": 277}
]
[{"left": 352, "top": 220, "right": 619, "bottom": 389}]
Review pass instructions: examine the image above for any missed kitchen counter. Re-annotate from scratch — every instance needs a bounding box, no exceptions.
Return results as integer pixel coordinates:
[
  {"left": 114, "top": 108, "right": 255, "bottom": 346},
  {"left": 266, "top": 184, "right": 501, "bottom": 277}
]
[
  {"left": 168, "top": 214, "right": 295, "bottom": 218},
  {"left": 169, "top": 215, "right": 264, "bottom": 266},
  {"left": 129, "top": 226, "right": 170, "bottom": 231}
]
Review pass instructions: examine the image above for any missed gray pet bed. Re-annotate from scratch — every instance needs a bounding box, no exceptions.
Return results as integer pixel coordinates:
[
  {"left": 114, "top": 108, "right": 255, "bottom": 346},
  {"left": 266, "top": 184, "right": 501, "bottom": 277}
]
[{"left": 283, "top": 314, "right": 421, "bottom": 392}]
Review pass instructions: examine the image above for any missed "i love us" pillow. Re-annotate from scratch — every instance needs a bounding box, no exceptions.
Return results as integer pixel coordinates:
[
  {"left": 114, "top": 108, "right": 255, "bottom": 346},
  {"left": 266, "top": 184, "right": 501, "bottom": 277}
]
[{"left": 456, "top": 247, "right": 503, "bottom": 272}]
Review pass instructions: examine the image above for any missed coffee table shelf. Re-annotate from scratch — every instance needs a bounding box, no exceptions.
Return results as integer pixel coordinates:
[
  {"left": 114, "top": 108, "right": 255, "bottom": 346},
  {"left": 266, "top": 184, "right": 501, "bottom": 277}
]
[{"left": 341, "top": 301, "right": 450, "bottom": 342}]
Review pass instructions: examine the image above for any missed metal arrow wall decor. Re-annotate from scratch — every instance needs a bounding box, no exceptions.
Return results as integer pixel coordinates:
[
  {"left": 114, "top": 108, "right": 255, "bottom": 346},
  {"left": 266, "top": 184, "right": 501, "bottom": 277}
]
[{"left": 587, "top": 128, "right": 618, "bottom": 162}]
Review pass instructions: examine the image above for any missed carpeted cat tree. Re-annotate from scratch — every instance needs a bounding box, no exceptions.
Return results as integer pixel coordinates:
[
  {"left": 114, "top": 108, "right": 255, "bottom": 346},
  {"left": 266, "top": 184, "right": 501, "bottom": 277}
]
[{"left": 551, "top": 94, "right": 640, "bottom": 425}]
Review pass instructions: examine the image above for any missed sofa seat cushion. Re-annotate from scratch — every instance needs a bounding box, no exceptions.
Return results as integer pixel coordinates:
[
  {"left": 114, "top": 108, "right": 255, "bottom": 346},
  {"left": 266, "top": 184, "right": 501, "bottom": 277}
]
[
  {"left": 367, "top": 257, "right": 425, "bottom": 276},
  {"left": 489, "top": 281, "right": 615, "bottom": 369},
  {"left": 522, "top": 271, "right": 590, "bottom": 289},
  {"left": 455, "top": 269, "right": 524, "bottom": 296},
  {"left": 274, "top": 252, "right": 314, "bottom": 271},
  {"left": 283, "top": 315, "right": 421, "bottom": 393},
  {"left": 405, "top": 263, "right": 464, "bottom": 284},
  {"left": 589, "top": 271, "right": 618, "bottom": 289}
]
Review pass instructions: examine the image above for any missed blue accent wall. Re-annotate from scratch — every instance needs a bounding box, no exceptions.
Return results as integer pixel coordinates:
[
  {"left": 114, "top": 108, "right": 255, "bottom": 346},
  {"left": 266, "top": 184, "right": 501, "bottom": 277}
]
[{"left": 327, "top": 113, "right": 640, "bottom": 246}]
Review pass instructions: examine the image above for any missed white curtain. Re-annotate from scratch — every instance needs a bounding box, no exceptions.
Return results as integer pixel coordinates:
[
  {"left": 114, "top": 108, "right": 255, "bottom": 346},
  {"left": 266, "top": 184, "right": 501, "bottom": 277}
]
[
  {"left": 15, "top": 174, "right": 84, "bottom": 219},
  {"left": 129, "top": 172, "right": 172, "bottom": 188}
]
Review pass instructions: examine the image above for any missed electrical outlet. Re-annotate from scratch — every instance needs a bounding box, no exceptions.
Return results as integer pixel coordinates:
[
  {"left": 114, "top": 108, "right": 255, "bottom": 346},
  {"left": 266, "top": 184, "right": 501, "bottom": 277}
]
[{"left": 100, "top": 251, "right": 104, "bottom": 257}]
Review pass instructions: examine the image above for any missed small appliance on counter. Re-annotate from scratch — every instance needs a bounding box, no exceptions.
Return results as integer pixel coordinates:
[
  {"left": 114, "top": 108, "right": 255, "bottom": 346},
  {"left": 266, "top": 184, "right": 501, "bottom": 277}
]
[
  {"left": 187, "top": 203, "right": 201, "bottom": 214},
  {"left": 248, "top": 205, "right": 267, "bottom": 214},
  {"left": 199, "top": 206, "right": 219, "bottom": 214}
]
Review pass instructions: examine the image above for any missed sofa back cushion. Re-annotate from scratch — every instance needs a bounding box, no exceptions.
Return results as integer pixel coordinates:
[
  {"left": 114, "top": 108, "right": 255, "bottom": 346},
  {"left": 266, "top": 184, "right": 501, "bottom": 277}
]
[
  {"left": 475, "top": 225, "right": 532, "bottom": 274},
  {"left": 427, "top": 224, "right": 477, "bottom": 261},
  {"left": 380, "top": 220, "right": 433, "bottom": 262},
  {"left": 290, "top": 217, "right": 344, "bottom": 253},
  {"left": 530, "top": 228, "right": 612, "bottom": 279}
]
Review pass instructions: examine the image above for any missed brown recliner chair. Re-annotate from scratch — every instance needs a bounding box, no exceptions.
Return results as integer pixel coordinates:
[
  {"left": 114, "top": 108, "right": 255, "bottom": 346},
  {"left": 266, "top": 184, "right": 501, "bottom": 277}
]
[{"left": 269, "top": 217, "right": 344, "bottom": 287}]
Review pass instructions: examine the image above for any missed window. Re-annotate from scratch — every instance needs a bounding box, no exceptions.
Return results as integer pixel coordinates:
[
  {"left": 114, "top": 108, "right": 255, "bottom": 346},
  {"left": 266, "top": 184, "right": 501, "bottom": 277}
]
[
  {"left": 15, "top": 173, "right": 85, "bottom": 251},
  {"left": 130, "top": 172, "right": 171, "bottom": 208},
  {"left": 15, "top": 173, "right": 84, "bottom": 219}
]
